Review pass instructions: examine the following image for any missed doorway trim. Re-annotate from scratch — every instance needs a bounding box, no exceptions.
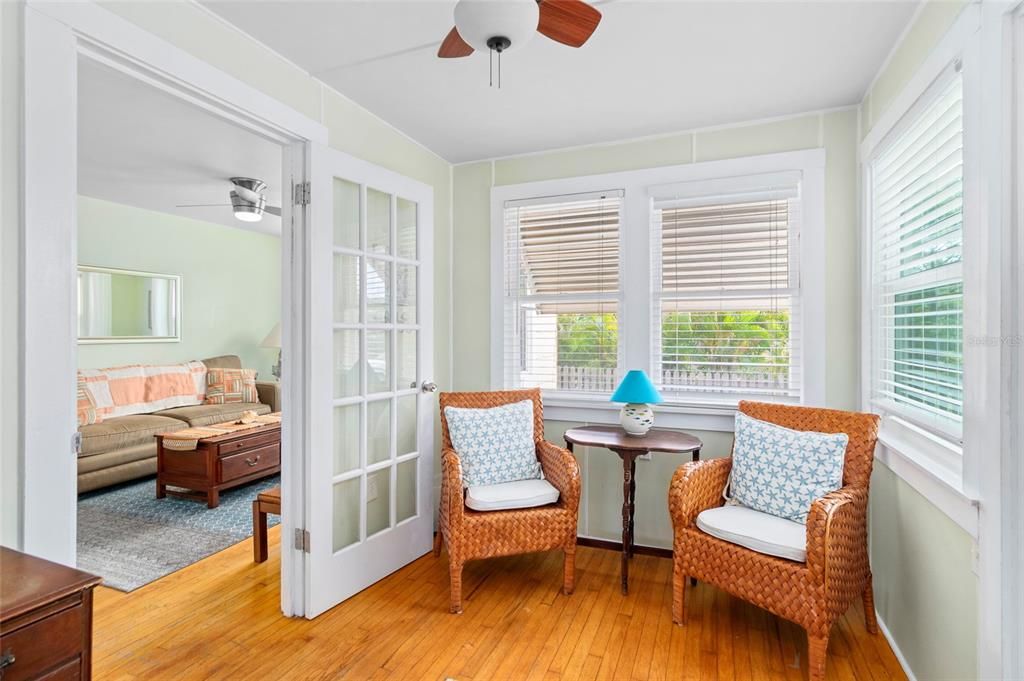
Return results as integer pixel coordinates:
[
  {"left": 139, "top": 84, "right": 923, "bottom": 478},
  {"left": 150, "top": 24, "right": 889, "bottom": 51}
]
[{"left": 22, "top": 0, "right": 327, "bottom": 617}]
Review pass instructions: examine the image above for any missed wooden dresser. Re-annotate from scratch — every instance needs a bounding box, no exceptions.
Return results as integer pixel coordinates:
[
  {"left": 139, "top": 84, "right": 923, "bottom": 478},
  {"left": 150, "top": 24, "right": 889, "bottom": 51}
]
[{"left": 0, "top": 547, "right": 101, "bottom": 680}]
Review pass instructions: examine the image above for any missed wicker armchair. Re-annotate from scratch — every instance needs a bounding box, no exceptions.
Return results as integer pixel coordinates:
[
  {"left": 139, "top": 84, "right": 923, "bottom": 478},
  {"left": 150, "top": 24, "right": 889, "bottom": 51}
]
[
  {"left": 432, "top": 388, "right": 581, "bottom": 614},
  {"left": 668, "top": 401, "right": 880, "bottom": 681}
]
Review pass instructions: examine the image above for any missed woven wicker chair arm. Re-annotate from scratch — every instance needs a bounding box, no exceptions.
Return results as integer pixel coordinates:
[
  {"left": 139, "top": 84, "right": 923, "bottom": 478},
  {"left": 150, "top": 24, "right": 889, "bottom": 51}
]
[
  {"left": 805, "top": 485, "right": 869, "bottom": 603},
  {"left": 668, "top": 457, "right": 732, "bottom": 527},
  {"left": 537, "top": 440, "right": 581, "bottom": 513},
  {"left": 440, "top": 447, "right": 465, "bottom": 528}
]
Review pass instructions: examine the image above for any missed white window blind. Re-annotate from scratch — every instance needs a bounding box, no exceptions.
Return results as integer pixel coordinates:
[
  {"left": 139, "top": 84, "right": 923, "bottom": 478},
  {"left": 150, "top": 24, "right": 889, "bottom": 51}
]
[
  {"left": 502, "top": 192, "right": 622, "bottom": 393},
  {"left": 869, "top": 71, "right": 963, "bottom": 438},
  {"left": 651, "top": 184, "right": 801, "bottom": 398}
]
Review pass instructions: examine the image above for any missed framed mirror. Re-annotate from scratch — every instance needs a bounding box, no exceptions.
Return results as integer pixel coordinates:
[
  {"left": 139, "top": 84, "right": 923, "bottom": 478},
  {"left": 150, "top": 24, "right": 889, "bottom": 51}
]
[{"left": 77, "top": 266, "right": 181, "bottom": 343}]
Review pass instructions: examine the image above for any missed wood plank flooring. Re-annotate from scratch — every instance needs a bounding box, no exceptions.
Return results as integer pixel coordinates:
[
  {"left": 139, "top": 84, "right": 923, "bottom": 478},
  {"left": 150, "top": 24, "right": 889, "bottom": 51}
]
[{"left": 92, "top": 528, "right": 907, "bottom": 680}]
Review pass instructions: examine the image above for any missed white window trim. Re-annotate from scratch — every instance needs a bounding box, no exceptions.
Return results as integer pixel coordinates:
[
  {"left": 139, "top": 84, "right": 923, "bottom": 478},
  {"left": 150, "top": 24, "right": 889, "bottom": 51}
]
[
  {"left": 490, "top": 149, "right": 826, "bottom": 432},
  {"left": 859, "top": 4, "right": 981, "bottom": 531},
  {"left": 862, "top": 5, "right": 1019, "bottom": 679}
]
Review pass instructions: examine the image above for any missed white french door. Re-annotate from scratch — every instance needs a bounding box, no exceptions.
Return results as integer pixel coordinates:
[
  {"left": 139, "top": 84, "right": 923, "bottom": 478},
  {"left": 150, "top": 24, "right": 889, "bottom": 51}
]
[{"left": 305, "top": 144, "right": 435, "bottom": 618}]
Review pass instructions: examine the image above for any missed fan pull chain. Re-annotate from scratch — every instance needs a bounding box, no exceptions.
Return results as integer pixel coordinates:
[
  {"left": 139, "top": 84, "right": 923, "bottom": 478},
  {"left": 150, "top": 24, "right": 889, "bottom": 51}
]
[{"left": 487, "top": 48, "right": 503, "bottom": 89}]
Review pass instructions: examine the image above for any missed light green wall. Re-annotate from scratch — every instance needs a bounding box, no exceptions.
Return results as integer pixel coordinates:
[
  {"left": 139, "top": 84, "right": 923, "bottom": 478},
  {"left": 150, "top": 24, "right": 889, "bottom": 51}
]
[
  {"left": 870, "top": 464, "right": 978, "bottom": 680},
  {"left": 858, "top": 2, "right": 978, "bottom": 679},
  {"left": 1, "top": 0, "right": 452, "bottom": 549},
  {"left": 77, "top": 197, "right": 282, "bottom": 380},
  {"left": 453, "top": 109, "right": 862, "bottom": 547}
]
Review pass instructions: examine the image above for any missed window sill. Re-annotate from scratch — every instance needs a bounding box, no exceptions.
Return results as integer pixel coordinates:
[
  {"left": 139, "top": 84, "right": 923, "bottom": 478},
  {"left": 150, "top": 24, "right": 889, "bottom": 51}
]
[
  {"left": 874, "top": 421, "right": 978, "bottom": 537},
  {"left": 542, "top": 392, "right": 739, "bottom": 432}
]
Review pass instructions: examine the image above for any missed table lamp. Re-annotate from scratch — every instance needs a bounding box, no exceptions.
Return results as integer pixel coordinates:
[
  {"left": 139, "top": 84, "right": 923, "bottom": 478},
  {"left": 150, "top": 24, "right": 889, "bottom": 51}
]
[
  {"left": 610, "top": 370, "right": 663, "bottom": 436},
  {"left": 261, "top": 322, "right": 282, "bottom": 380}
]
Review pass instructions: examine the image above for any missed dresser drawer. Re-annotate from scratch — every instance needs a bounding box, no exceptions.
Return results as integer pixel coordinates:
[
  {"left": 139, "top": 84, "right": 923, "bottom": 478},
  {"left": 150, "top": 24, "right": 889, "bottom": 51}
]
[
  {"left": 216, "top": 430, "right": 279, "bottom": 455},
  {"left": 0, "top": 599, "right": 84, "bottom": 681},
  {"left": 218, "top": 443, "right": 279, "bottom": 482}
]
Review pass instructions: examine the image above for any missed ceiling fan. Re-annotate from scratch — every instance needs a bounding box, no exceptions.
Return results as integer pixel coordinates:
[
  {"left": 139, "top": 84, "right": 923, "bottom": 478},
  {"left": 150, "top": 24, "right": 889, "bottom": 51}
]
[
  {"left": 438, "top": 0, "right": 602, "bottom": 84},
  {"left": 176, "top": 177, "right": 281, "bottom": 223}
]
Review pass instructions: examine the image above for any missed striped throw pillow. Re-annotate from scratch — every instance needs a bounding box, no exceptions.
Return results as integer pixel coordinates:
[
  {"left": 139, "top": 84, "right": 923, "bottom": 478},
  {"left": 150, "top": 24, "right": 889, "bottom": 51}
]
[{"left": 205, "top": 368, "right": 259, "bottom": 404}]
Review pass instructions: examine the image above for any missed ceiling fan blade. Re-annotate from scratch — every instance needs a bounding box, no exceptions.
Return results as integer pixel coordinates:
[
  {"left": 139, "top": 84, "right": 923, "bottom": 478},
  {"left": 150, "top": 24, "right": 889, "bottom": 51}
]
[
  {"left": 537, "top": 0, "right": 602, "bottom": 48},
  {"left": 264, "top": 206, "right": 282, "bottom": 217},
  {"left": 438, "top": 27, "right": 474, "bottom": 58},
  {"left": 176, "top": 203, "right": 232, "bottom": 208}
]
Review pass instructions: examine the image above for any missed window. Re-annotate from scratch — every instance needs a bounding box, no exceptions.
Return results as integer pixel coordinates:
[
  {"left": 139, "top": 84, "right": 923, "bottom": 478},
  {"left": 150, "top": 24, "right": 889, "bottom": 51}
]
[
  {"left": 868, "top": 71, "right": 964, "bottom": 440},
  {"left": 492, "top": 150, "right": 825, "bottom": 420},
  {"left": 651, "top": 186, "right": 801, "bottom": 400},
  {"left": 501, "top": 192, "right": 622, "bottom": 393}
]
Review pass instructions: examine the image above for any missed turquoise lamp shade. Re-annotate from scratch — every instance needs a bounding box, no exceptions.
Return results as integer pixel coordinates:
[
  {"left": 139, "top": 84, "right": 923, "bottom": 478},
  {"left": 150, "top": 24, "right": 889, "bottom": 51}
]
[{"left": 611, "top": 370, "right": 663, "bottom": 405}]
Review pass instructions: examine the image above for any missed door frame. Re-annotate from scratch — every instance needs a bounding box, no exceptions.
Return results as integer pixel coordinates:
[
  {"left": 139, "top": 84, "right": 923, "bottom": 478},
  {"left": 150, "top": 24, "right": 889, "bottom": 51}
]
[{"left": 22, "top": 0, "right": 327, "bottom": 616}]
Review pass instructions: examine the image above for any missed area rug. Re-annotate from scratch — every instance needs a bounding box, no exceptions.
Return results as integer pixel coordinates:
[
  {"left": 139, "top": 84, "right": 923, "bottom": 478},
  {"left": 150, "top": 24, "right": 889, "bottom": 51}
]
[{"left": 77, "top": 475, "right": 281, "bottom": 592}]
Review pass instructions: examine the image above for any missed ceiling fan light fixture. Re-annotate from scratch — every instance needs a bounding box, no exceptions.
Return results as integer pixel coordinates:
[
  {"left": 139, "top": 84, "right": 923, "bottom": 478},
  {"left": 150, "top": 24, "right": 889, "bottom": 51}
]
[
  {"left": 232, "top": 203, "right": 264, "bottom": 222},
  {"left": 453, "top": 0, "right": 539, "bottom": 53},
  {"left": 229, "top": 176, "right": 267, "bottom": 223}
]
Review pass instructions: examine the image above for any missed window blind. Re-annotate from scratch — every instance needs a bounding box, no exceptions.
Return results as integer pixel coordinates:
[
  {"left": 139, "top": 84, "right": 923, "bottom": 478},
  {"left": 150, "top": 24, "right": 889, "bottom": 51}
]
[
  {"left": 651, "top": 189, "right": 801, "bottom": 398},
  {"left": 502, "top": 192, "right": 622, "bottom": 393},
  {"left": 870, "top": 72, "right": 963, "bottom": 436}
]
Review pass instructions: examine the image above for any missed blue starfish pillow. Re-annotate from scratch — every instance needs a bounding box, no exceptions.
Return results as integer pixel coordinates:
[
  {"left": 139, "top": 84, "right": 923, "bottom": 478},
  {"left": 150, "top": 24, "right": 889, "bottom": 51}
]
[
  {"left": 444, "top": 399, "right": 542, "bottom": 488},
  {"left": 728, "top": 412, "right": 848, "bottom": 523}
]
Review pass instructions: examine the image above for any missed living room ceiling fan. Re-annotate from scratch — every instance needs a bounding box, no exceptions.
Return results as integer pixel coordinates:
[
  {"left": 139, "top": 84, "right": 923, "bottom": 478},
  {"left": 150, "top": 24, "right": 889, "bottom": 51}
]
[
  {"left": 176, "top": 177, "right": 281, "bottom": 223},
  {"left": 438, "top": 0, "right": 602, "bottom": 86}
]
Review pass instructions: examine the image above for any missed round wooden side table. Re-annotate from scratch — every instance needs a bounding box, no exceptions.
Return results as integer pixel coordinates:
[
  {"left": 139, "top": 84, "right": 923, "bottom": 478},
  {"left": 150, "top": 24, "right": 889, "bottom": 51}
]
[{"left": 563, "top": 425, "right": 703, "bottom": 595}]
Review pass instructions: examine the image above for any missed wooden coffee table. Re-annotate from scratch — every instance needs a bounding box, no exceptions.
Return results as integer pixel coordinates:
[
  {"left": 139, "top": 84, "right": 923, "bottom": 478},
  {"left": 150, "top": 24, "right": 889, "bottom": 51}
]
[{"left": 156, "top": 418, "right": 281, "bottom": 508}]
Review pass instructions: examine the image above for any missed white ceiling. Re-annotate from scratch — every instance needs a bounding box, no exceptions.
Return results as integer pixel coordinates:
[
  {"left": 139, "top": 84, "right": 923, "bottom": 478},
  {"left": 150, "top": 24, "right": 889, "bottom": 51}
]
[
  {"left": 201, "top": 0, "right": 918, "bottom": 163},
  {"left": 78, "top": 57, "right": 282, "bottom": 234}
]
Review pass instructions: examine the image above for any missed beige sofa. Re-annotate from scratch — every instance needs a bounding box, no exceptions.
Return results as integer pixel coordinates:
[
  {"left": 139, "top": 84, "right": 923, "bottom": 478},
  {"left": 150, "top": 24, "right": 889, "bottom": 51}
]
[{"left": 77, "top": 355, "right": 280, "bottom": 493}]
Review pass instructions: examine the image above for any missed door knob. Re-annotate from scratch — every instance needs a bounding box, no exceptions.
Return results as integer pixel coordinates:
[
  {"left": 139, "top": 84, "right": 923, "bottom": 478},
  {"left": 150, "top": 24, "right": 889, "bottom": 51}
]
[{"left": 421, "top": 381, "right": 438, "bottom": 393}]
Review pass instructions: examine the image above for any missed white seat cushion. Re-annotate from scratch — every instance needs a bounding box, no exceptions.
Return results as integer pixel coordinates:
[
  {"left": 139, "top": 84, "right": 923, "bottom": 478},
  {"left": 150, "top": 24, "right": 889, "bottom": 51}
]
[
  {"left": 465, "top": 479, "right": 560, "bottom": 512},
  {"left": 696, "top": 505, "right": 807, "bottom": 562}
]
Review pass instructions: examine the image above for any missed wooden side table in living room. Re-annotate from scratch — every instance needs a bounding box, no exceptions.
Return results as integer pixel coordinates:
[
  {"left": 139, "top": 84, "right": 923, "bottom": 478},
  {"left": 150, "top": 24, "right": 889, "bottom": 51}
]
[{"left": 563, "top": 425, "right": 702, "bottom": 595}]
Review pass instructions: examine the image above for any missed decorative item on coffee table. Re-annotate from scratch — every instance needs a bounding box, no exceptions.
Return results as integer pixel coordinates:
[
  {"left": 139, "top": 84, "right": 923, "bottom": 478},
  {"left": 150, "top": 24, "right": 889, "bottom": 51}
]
[{"left": 156, "top": 412, "right": 281, "bottom": 508}]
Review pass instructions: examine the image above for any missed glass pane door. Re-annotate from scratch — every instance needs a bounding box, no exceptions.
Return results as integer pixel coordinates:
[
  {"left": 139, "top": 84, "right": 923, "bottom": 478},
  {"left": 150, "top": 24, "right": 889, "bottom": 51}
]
[{"left": 307, "top": 145, "right": 434, "bottom": 618}]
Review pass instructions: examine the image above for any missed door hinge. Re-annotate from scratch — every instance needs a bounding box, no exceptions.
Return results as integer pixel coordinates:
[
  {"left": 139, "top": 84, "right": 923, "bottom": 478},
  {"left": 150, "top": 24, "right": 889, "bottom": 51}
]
[
  {"left": 294, "top": 528, "right": 310, "bottom": 553},
  {"left": 293, "top": 181, "right": 311, "bottom": 206},
  {"left": 72, "top": 431, "right": 82, "bottom": 455}
]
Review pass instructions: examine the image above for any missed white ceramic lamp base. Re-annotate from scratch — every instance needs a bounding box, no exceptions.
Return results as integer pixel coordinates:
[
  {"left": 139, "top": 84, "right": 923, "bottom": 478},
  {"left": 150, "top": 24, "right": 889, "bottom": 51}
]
[{"left": 620, "top": 402, "right": 654, "bottom": 436}]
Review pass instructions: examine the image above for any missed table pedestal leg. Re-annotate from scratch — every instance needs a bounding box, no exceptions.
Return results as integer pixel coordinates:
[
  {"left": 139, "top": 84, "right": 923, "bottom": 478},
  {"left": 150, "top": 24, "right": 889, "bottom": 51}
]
[
  {"left": 617, "top": 450, "right": 638, "bottom": 595},
  {"left": 691, "top": 447, "right": 700, "bottom": 587},
  {"left": 628, "top": 458, "right": 637, "bottom": 559}
]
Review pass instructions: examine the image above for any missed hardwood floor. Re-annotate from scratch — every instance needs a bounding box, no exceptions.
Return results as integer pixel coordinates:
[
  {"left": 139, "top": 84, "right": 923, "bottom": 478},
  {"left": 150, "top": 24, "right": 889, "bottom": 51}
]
[{"left": 93, "top": 528, "right": 907, "bottom": 680}]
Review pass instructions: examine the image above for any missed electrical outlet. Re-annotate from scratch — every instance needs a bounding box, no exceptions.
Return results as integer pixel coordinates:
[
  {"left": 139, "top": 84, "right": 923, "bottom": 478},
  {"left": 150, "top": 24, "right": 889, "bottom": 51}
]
[{"left": 367, "top": 474, "right": 379, "bottom": 502}]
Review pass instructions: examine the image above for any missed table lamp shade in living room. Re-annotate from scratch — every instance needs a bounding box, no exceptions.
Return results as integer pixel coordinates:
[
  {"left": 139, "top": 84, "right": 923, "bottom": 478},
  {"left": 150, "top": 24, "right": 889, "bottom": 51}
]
[
  {"left": 261, "top": 323, "right": 282, "bottom": 380},
  {"left": 611, "top": 370, "right": 663, "bottom": 436}
]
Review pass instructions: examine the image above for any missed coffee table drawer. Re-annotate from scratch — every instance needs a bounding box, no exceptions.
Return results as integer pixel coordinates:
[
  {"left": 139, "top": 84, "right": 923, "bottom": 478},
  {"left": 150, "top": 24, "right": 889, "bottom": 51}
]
[
  {"left": 217, "top": 430, "right": 279, "bottom": 455},
  {"left": 219, "top": 443, "right": 279, "bottom": 482}
]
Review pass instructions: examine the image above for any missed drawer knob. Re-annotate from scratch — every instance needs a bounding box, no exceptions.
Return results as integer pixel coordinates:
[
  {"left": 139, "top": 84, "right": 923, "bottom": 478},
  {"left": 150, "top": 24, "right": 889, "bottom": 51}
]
[
  {"left": 0, "top": 651, "right": 15, "bottom": 670},
  {"left": 246, "top": 455, "right": 261, "bottom": 467}
]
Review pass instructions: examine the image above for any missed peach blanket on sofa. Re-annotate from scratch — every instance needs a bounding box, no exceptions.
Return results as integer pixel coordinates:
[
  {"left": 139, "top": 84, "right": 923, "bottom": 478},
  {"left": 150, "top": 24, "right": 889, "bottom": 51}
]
[{"left": 77, "top": 361, "right": 207, "bottom": 425}]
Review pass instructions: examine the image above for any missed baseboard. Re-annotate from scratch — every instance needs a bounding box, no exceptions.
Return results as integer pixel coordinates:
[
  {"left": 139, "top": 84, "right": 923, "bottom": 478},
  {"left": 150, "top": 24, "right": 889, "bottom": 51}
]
[
  {"left": 876, "top": 611, "right": 917, "bottom": 681},
  {"left": 576, "top": 536, "right": 672, "bottom": 559}
]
